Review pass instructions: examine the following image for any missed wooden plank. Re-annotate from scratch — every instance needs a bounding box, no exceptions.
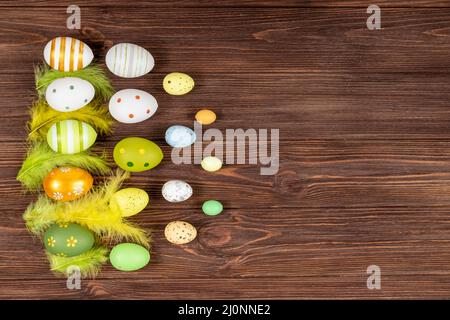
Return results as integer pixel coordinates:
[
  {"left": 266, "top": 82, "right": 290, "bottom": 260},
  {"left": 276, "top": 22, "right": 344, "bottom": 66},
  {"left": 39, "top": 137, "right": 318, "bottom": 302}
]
[
  {"left": 2, "top": 207, "right": 450, "bottom": 284},
  {"left": 1, "top": 1, "right": 449, "bottom": 8},
  {"left": 1, "top": 8, "right": 450, "bottom": 73}
]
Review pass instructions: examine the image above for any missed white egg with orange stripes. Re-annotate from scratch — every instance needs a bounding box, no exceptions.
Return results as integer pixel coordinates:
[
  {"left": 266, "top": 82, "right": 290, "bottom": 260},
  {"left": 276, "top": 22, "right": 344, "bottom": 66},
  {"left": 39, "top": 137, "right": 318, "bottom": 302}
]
[
  {"left": 45, "top": 77, "right": 95, "bottom": 112},
  {"left": 105, "top": 43, "right": 154, "bottom": 78},
  {"left": 109, "top": 89, "right": 158, "bottom": 124},
  {"left": 47, "top": 119, "right": 97, "bottom": 154},
  {"left": 43, "top": 37, "right": 93, "bottom": 72}
]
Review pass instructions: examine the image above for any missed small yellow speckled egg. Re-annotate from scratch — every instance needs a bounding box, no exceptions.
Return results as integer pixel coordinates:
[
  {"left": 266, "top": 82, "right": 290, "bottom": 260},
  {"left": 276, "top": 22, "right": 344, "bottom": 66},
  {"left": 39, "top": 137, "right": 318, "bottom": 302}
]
[
  {"left": 109, "top": 188, "right": 149, "bottom": 217},
  {"left": 163, "top": 72, "right": 194, "bottom": 95},
  {"left": 165, "top": 221, "right": 197, "bottom": 245},
  {"left": 195, "top": 109, "right": 216, "bottom": 125},
  {"left": 201, "top": 156, "right": 223, "bottom": 172}
]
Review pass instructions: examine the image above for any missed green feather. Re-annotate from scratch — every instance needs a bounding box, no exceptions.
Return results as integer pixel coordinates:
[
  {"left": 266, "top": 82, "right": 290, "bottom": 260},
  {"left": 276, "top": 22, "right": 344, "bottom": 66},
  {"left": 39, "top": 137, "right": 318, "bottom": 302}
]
[
  {"left": 17, "top": 142, "right": 110, "bottom": 191},
  {"left": 35, "top": 63, "right": 114, "bottom": 103},
  {"left": 47, "top": 247, "right": 109, "bottom": 278},
  {"left": 28, "top": 99, "right": 113, "bottom": 141}
]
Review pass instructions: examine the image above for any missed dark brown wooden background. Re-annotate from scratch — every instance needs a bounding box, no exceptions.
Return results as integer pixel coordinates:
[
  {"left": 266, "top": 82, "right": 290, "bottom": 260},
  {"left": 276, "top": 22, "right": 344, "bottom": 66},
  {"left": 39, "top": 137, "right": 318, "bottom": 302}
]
[{"left": 2, "top": 0, "right": 450, "bottom": 299}]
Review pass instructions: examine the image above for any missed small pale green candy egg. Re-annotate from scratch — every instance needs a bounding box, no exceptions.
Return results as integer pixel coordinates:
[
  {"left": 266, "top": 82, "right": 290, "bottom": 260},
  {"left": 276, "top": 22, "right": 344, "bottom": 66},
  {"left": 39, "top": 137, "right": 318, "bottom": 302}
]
[
  {"left": 202, "top": 200, "right": 223, "bottom": 216},
  {"left": 109, "top": 243, "right": 150, "bottom": 272}
]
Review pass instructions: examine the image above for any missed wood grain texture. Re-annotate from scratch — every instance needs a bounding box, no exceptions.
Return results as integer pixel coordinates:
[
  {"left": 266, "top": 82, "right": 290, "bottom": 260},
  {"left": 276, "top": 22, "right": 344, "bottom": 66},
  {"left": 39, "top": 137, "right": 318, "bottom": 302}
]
[{"left": 1, "top": 1, "right": 450, "bottom": 299}]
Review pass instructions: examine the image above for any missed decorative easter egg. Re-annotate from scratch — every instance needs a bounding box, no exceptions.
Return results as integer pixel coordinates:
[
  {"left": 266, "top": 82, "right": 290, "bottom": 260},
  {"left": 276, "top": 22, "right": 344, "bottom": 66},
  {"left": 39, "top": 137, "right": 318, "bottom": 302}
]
[
  {"left": 45, "top": 77, "right": 95, "bottom": 112},
  {"left": 44, "top": 37, "right": 93, "bottom": 72},
  {"left": 202, "top": 200, "right": 223, "bottom": 216},
  {"left": 163, "top": 72, "right": 194, "bottom": 95},
  {"left": 47, "top": 119, "right": 97, "bottom": 154},
  {"left": 195, "top": 109, "right": 216, "bottom": 125},
  {"left": 109, "top": 243, "right": 150, "bottom": 271},
  {"left": 162, "top": 180, "right": 193, "bottom": 203},
  {"left": 113, "top": 137, "right": 163, "bottom": 172},
  {"left": 165, "top": 125, "right": 196, "bottom": 148},
  {"left": 201, "top": 156, "right": 223, "bottom": 172},
  {"left": 165, "top": 221, "right": 197, "bottom": 245},
  {"left": 44, "top": 223, "right": 95, "bottom": 257},
  {"left": 106, "top": 43, "right": 154, "bottom": 78},
  {"left": 109, "top": 89, "right": 158, "bottom": 124},
  {"left": 109, "top": 188, "right": 149, "bottom": 217},
  {"left": 43, "top": 167, "right": 93, "bottom": 202}
]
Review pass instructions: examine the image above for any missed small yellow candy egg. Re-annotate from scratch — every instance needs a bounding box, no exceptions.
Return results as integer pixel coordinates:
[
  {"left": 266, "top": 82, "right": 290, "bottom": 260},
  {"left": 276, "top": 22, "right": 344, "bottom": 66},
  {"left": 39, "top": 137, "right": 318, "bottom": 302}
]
[
  {"left": 201, "top": 156, "right": 223, "bottom": 172},
  {"left": 109, "top": 188, "right": 149, "bottom": 217},
  {"left": 195, "top": 109, "right": 216, "bottom": 125},
  {"left": 163, "top": 72, "right": 194, "bottom": 95}
]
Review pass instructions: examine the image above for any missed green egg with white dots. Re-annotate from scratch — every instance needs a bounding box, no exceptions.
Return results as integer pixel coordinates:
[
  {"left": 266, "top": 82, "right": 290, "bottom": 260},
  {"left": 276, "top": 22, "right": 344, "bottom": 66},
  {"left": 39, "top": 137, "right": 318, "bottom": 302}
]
[
  {"left": 113, "top": 137, "right": 163, "bottom": 172},
  {"left": 202, "top": 200, "right": 224, "bottom": 216}
]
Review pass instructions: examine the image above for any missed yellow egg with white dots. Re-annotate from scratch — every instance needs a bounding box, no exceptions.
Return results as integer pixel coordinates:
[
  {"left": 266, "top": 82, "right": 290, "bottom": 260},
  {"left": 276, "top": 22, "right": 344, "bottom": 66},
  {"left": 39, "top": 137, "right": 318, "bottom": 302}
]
[
  {"left": 109, "top": 188, "right": 149, "bottom": 217},
  {"left": 163, "top": 72, "right": 194, "bottom": 95}
]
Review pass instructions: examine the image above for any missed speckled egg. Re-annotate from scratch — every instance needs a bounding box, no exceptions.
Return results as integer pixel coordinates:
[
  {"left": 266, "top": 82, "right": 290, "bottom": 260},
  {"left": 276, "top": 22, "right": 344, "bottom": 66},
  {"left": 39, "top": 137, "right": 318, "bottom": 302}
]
[
  {"left": 165, "top": 125, "right": 196, "bottom": 148},
  {"left": 201, "top": 156, "right": 223, "bottom": 172},
  {"left": 162, "top": 180, "right": 192, "bottom": 203},
  {"left": 163, "top": 72, "right": 194, "bottom": 95},
  {"left": 44, "top": 223, "right": 95, "bottom": 257},
  {"left": 109, "top": 188, "right": 149, "bottom": 217},
  {"left": 106, "top": 43, "right": 154, "bottom": 78},
  {"left": 109, "top": 89, "right": 158, "bottom": 124},
  {"left": 165, "top": 221, "right": 197, "bottom": 245},
  {"left": 113, "top": 137, "right": 163, "bottom": 172},
  {"left": 45, "top": 77, "right": 95, "bottom": 112},
  {"left": 195, "top": 109, "right": 216, "bottom": 125},
  {"left": 44, "top": 37, "right": 93, "bottom": 72}
]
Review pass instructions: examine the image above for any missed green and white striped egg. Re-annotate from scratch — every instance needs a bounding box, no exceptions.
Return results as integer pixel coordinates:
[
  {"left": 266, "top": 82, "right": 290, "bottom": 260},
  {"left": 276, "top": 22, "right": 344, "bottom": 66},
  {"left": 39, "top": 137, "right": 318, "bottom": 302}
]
[
  {"left": 105, "top": 43, "right": 154, "bottom": 78},
  {"left": 47, "top": 120, "right": 97, "bottom": 154}
]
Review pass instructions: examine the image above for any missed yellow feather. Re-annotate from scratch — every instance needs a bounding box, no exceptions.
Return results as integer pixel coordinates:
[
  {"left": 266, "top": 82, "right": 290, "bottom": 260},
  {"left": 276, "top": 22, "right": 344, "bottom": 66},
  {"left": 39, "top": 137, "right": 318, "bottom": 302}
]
[{"left": 24, "top": 170, "right": 151, "bottom": 248}]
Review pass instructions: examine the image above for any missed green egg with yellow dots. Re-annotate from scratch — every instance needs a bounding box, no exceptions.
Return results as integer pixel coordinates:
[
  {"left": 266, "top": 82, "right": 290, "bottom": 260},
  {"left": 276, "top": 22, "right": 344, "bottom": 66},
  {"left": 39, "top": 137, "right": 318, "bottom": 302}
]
[
  {"left": 44, "top": 223, "right": 95, "bottom": 257},
  {"left": 113, "top": 137, "right": 163, "bottom": 172}
]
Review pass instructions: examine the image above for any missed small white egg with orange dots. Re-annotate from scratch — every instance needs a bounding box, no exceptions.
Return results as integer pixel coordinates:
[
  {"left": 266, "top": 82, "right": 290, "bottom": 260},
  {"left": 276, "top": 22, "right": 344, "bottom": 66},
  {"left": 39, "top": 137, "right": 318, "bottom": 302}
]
[{"left": 109, "top": 89, "right": 158, "bottom": 124}]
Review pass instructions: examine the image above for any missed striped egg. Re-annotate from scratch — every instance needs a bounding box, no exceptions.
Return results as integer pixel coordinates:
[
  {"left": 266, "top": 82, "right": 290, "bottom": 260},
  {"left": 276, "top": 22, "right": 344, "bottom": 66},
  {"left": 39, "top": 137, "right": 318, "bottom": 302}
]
[
  {"left": 106, "top": 43, "right": 154, "bottom": 78},
  {"left": 47, "top": 120, "right": 97, "bottom": 154},
  {"left": 43, "top": 37, "right": 93, "bottom": 72}
]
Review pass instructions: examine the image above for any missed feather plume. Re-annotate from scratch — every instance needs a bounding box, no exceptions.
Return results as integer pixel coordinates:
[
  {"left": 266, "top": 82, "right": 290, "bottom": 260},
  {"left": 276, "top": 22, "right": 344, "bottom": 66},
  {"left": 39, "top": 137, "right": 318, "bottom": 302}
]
[
  {"left": 35, "top": 63, "right": 114, "bottom": 103},
  {"left": 28, "top": 99, "right": 113, "bottom": 141},
  {"left": 24, "top": 170, "right": 151, "bottom": 247},
  {"left": 48, "top": 246, "right": 109, "bottom": 278},
  {"left": 17, "top": 142, "right": 110, "bottom": 191}
]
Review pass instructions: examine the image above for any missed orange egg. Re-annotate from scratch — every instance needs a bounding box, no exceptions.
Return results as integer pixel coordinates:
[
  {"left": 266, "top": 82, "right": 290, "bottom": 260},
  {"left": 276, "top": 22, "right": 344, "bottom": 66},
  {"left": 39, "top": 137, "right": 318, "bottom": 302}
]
[
  {"left": 195, "top": 109, "right": 216, "bottom": 125},
  {"left": 43, "top": 167, "right": 93, "bottom": 202}
]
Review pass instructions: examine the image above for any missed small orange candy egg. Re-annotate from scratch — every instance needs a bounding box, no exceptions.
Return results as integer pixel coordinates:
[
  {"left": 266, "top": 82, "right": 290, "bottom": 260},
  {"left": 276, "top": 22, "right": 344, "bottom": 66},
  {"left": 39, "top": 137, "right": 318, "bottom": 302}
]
[
  {"left": 43, "top": 167, "right": 93, "bottom": 202},
  {"left": 195, "top": 109, "right": 216, "bottom": 125}
]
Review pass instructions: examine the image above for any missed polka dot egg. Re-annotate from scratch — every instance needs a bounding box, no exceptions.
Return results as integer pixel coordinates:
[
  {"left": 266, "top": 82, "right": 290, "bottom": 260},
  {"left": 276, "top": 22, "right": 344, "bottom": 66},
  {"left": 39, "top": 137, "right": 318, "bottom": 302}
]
[
  {"left": 113, "top": 137, "right": 163, "bottom": 172},
  {"left": 109, "top": 89, "right": 158, "bottom": 124},
  {"left": 45, "top": 77, "right": 95, "bottom": 112},
  {"left": 163, "top": 72, "right": 194, "bottom": 95}
]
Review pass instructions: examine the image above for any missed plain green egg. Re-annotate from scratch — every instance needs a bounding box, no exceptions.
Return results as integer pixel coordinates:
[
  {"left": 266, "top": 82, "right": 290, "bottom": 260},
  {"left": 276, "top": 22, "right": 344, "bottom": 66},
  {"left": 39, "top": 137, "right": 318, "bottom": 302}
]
[
  {"left": 202, "top": 200, "right": 223, "bottom": 216},
  {"left": 109, "top": 188, "right": 149, "bottom": 217},
  {"left": 109, "top": 243, "right": 150, "bottom": 271},
  {"left": 113, "top": 137, "right": 163, "bottom": 172}
]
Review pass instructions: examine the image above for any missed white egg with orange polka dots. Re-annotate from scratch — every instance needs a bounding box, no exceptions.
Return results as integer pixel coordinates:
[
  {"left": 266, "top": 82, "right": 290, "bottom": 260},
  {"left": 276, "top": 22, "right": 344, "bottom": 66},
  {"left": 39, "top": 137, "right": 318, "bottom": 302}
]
[{"left": 109, "top": 89, "right": 158, "bottom": 124}]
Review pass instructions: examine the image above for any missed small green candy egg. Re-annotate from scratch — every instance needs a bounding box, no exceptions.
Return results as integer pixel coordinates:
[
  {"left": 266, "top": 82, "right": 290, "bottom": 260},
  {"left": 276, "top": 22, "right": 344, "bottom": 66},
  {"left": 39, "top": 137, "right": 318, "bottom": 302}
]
[
  {"left": 109, "top": 243, "right": 150, "bottom": 271},
  {"left": 202, "top": 200, "right": 224, "bottom": 216}
]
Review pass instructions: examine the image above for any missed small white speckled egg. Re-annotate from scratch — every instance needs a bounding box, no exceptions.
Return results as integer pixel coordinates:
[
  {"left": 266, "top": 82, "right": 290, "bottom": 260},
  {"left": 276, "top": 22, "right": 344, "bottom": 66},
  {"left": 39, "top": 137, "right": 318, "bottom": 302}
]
[
  {"left": 165, "top": 221, "right": 197, "bottom": 245},
  {"left": 45, "top": 77, "right": 95, "bottom": 112},
  {"left": 163, "top": 72, "right": 194, "bottom": 95},
  {"left": 165, "top": 125, "right": 196, "bottom": 148},
  {"left": 109, "top": 89, "right": 158, "bottom": 124},
  {"left": 162, "top": 180, "right": 193, "bottom": 203}
]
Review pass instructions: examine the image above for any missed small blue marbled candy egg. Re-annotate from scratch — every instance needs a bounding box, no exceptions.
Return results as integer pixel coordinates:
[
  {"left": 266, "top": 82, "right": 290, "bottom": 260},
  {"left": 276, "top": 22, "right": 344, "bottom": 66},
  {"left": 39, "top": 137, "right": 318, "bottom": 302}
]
[{"left": 165, "top": 125, "right": 196, "bottom": 148}]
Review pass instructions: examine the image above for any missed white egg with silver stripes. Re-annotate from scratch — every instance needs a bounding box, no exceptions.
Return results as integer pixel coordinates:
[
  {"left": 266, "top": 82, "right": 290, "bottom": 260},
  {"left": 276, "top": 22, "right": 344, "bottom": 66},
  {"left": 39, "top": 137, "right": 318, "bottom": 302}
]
[{"left": 105, "top": 43, "right": 154, "bottom": 78}]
